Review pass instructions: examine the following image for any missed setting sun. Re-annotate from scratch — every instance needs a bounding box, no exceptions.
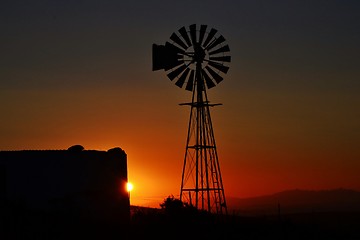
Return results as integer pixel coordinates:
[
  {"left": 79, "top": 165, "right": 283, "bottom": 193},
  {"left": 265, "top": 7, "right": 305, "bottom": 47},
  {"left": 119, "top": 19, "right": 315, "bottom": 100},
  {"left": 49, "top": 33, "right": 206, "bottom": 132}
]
[{"left": 126, "top": 182, "right": 133, "bottom": 192}]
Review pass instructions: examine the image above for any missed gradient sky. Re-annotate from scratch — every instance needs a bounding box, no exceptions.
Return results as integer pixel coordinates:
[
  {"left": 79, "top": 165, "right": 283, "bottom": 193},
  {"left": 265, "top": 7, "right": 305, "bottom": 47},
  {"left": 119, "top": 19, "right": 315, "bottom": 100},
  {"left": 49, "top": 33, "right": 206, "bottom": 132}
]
[{"left": 1, "top": 0, "right": 359, "bottom": 208}]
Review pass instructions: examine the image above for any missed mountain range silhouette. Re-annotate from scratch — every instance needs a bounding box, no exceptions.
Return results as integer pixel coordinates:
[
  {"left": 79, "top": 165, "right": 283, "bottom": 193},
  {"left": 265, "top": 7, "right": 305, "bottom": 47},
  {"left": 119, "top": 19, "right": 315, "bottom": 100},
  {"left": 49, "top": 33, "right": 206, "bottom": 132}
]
[{"left": 226, "top": 188, "right": 360, "bottom": 215}]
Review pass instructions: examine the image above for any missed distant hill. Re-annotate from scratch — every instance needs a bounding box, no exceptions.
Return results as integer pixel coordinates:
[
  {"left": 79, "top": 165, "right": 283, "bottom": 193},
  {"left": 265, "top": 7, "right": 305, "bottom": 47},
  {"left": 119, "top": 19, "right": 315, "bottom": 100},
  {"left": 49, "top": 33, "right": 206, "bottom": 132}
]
[{"left": 227, "top": 189, "right": 360, "bottom": 216}]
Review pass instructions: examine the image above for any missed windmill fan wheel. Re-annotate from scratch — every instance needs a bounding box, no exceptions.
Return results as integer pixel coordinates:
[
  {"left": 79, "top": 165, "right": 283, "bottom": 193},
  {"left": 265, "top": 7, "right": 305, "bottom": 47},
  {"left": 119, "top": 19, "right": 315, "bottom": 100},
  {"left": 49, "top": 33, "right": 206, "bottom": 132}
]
[{"left": 152, "top": 24, "right": 231, "bottom": 91}]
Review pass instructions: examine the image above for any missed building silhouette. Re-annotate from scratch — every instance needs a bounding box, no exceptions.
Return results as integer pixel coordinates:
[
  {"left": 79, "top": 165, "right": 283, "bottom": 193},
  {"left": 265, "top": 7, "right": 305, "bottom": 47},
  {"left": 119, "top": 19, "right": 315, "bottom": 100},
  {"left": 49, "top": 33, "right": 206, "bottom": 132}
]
[{"left": 0, "top": 145, "right": 129, "bottom": 238}]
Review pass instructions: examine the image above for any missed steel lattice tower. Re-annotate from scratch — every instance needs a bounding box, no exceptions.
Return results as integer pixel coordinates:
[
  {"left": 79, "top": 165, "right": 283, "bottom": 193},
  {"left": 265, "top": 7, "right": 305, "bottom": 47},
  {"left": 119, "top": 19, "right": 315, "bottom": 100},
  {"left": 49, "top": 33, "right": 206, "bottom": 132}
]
[
  {"left": 152, "top": 24, "right": 230, "bottom": 215},
  {"left": 179, "top": 62, "right": 227, "bottom": 215}
]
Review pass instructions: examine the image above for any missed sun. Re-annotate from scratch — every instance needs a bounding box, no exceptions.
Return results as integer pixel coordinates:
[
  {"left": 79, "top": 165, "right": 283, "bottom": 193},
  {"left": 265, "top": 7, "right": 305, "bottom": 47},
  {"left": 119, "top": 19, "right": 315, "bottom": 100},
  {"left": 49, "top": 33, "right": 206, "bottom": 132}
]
[{"left": 126, "top": 182, "right": 133, "bottom": 192}]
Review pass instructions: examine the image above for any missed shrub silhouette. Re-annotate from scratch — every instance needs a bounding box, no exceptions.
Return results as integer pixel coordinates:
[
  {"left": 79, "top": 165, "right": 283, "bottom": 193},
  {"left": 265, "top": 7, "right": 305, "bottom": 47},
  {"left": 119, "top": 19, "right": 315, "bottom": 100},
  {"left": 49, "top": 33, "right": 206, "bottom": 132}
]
[
  {"left": 131, "top": 195, "right": 227, "bottom": 227},
  {"left": 160, "top": 195, "right": 214, "bottom": 224}
]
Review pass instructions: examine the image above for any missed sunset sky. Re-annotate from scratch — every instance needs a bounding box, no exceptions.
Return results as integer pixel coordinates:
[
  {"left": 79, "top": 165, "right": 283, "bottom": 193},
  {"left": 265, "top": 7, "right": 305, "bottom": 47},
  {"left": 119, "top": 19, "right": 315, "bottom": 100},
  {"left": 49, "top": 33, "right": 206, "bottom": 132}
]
[{"left": 1, "top": 0, "right": 359, "bottom": 208}]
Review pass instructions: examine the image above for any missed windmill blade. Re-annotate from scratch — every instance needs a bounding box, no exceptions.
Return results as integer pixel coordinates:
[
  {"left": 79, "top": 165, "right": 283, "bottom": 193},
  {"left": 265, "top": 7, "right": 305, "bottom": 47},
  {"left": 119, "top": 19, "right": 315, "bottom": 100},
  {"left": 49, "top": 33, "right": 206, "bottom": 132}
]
[
  {"left": 205, "top": 66, "right": 223, "bottom": 84},
  {"left": 198, "top": 25, "right": 207, "bottom": 45},
  {"left": 206, "top": 35, "right": 226, "bottom": 51},
  {"left": 202, "top": 28, "right": 217, "bottom": 48},
  {"left": 175, "top": 68, "right": 190, "bottom": 88},
  {"left": 209, "top": 45, "right": 230, "bottom": 55},
  {"left": 209, "top": 56, "right": 231, "bottom": 62},
  {"left": 189, "top": 24, "right": 197, "bottom": 45},
  {"left": 201, "top": 69, "right": 216, "bottom": 89},
  {"left": 167, "top": 64, "right": 188, "bottom": 80},
  {"left": 185, "top": 70, "right": 195, "bottom": 91},
  {"left": 170, "top": 32, "right": 188, "bottom": 50},
  {"left": 208, "top": 61, "right": 229, "bottom": 74},
  {"left": 179, "top": 26, "right": 192, "bottom": 47}
]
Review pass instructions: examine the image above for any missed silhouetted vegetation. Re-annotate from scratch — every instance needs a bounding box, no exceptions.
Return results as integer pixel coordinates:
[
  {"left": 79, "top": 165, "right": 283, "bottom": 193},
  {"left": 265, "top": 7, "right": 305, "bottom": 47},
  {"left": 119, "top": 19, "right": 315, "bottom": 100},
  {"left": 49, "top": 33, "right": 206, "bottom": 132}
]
[
  {"left": 129, "top": 195, "right": 360, "bottom": 239},
  {"left": 131, "top": 195, "right": 215, "bottom": 225}
]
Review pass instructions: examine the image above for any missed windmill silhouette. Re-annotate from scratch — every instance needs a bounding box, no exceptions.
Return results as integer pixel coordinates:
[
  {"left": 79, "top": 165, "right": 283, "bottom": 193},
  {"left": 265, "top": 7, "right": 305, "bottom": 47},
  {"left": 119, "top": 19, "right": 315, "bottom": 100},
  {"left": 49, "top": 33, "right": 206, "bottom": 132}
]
[{"left": 152, "top": 24, "right": 230, "bottom": 215}]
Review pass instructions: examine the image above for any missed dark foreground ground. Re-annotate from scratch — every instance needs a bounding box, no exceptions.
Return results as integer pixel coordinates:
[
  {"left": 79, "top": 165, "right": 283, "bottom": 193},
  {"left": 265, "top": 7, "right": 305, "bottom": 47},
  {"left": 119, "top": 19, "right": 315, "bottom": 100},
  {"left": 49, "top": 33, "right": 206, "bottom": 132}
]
[
  {"left": 129, "top": 210, "right": 360, "bottom": 240},
  {"left": 1, "top": 209, "right": 359, "bottom": 239}
]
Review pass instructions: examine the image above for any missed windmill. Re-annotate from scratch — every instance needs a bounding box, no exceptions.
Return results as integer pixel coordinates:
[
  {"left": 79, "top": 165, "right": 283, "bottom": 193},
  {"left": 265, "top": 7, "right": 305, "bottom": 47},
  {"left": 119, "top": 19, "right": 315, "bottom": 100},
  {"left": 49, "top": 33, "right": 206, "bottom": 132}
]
[{"left": 152, "top": 24, "right": 230, "bottom": 215}]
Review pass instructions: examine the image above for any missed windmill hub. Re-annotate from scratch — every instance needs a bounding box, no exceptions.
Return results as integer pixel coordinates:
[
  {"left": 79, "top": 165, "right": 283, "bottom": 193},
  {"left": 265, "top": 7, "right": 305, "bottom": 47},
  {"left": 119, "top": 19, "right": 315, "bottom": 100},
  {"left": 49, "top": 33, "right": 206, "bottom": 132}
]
[{"left": 193, "top": 43, "right": 206, "bottom": 63}]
